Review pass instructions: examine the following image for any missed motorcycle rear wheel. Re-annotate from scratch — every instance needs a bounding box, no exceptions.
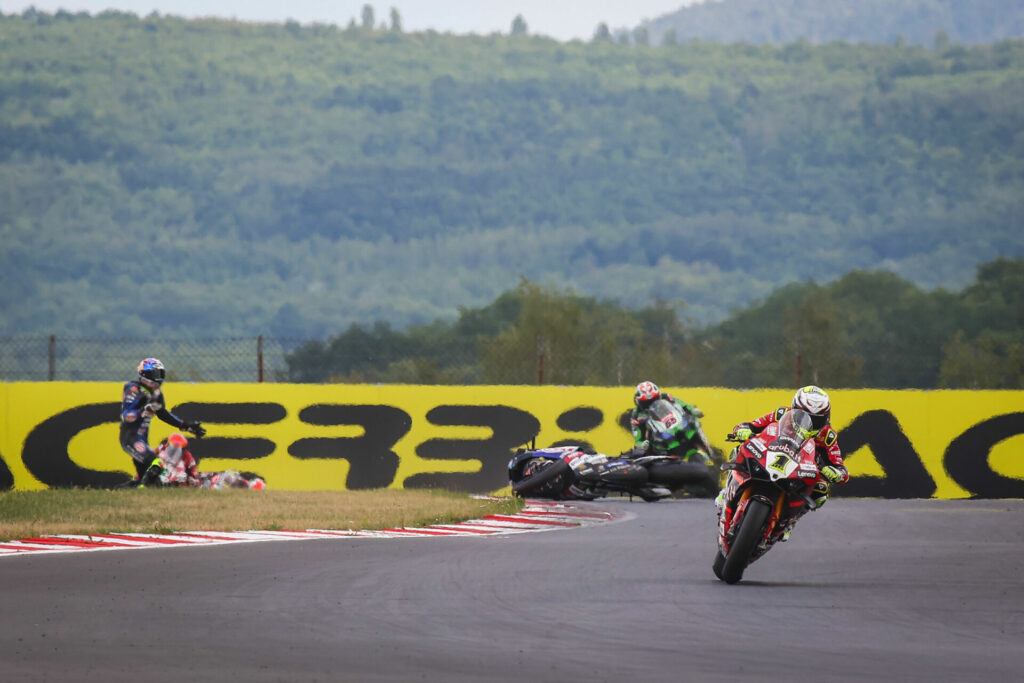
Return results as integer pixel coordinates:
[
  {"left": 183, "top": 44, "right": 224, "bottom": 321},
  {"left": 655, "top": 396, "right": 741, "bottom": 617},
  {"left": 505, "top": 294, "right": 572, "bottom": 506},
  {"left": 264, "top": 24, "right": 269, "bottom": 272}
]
[
  {"left": 511, "top": 459, "right": 571, "bottom": 498},
  {"left": 720, "top": 498, "right": 771, "bottom": 585}
]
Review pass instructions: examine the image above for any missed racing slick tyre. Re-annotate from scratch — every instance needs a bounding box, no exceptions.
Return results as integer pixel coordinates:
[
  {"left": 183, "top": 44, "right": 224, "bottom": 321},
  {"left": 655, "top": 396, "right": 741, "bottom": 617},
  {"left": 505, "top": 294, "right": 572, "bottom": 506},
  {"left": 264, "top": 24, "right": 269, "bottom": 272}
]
[
  {"left": 511, "top": 459, "right": 572, "bottom": 498},
  {"left": 720, "top": 498, "right": 771, "bottom": 585},
  {"left": 712, "top": 548, "right": 726, "bottom": 580},
  {"left": 646, "top": 461, "right": 712, "bottom": 487}
]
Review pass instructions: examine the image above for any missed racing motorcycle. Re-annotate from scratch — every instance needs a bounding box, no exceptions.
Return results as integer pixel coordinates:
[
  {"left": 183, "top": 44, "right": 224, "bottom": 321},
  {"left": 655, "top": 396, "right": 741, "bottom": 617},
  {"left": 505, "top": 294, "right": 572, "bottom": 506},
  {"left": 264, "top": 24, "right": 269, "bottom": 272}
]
[
  {"left": 508, "top": 443, "right": 717, "bottom": 503},
  {"left": 713, "top": 408, "right": 824, "bottom": 584},
  {"left": 641, "top": 398, "right": 715, "bottom": 463}
]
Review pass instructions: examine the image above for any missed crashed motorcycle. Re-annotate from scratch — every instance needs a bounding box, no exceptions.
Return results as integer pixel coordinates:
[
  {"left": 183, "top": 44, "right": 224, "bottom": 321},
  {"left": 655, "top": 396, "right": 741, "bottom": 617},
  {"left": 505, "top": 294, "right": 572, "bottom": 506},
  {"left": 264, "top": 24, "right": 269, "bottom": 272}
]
[
  {"left": 508, "top": 443, "right": 717, "bottom": 503},
  {"left": 713, "top": 408, "right": 825, "bottom": 584}
]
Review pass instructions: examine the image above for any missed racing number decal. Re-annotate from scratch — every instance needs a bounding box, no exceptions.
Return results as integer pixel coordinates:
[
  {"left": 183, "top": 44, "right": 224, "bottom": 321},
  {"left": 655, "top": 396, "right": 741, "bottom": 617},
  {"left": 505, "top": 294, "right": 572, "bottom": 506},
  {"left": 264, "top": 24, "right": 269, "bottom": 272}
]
[{"left": 769, "top": 454, "right": 790, "bottom": 474}]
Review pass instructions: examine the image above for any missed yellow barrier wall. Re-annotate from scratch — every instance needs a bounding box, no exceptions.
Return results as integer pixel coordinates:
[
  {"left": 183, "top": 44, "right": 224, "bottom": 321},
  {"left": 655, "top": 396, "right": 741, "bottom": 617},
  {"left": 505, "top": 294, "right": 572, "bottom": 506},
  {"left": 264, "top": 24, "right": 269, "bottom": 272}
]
[{"left": 1, "top": 383, "right": 1022, "bottom": 497}]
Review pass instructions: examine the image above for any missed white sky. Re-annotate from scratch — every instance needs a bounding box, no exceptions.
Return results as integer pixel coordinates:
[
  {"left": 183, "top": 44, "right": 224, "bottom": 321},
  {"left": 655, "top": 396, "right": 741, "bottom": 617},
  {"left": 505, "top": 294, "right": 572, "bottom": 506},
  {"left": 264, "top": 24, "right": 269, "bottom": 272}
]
[{"left": 0, "top": 1, "right": 697, "bottom": 41}]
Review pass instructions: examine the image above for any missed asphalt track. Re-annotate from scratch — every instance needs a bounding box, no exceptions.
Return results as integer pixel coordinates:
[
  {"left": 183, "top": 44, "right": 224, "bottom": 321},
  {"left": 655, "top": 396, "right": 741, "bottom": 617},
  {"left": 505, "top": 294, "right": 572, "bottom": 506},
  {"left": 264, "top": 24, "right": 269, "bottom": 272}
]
[{"left": 0, "top": 498, "right": 1021, "bottom": 682}]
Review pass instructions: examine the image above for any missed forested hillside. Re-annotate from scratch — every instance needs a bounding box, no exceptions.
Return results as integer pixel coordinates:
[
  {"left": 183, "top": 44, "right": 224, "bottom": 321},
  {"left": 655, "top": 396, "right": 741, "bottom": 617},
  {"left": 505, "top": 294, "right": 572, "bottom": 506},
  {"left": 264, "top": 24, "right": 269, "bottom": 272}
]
[
  {"left": 643, "top": 0, "right": 1024, "bottom": 47},
  {"left": 283, "top": 258, "right": 1024, "bottom": 389},
  {"left": 1, "top": 11, "right": 1023, "bottom": 338}
]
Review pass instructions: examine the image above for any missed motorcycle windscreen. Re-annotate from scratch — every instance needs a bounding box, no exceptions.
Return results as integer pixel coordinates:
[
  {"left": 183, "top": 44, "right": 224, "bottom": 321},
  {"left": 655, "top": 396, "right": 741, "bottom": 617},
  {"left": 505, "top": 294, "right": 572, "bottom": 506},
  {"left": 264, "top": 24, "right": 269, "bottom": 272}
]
[{"left": 647, "top": 399, "right": 691, "bottom": 438}]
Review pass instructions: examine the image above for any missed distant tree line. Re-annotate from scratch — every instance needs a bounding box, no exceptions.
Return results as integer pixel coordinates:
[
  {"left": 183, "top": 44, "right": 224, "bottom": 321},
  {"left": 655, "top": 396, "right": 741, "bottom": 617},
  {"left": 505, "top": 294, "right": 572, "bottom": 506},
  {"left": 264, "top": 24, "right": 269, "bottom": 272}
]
[{"left": 284, "top": 259, "right": 1024, "bottom": 389}]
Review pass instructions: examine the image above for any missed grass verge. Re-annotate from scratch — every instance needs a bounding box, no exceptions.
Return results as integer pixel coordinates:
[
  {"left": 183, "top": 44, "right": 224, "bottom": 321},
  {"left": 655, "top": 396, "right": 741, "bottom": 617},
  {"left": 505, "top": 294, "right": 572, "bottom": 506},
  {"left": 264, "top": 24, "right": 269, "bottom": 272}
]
[{"left": 0, "top": 489, "right": 524, "bottom": 541}]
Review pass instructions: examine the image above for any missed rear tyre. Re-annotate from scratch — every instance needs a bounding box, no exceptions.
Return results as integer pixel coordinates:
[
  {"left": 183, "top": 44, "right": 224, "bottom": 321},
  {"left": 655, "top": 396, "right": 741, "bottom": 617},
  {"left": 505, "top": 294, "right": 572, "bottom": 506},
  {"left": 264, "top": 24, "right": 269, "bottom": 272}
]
[
  {"left": 511, "top": 459, "right": 572, "bottom": 498},
  {"left": 720, "top": 498, "right": 771, "bottom": 585}
]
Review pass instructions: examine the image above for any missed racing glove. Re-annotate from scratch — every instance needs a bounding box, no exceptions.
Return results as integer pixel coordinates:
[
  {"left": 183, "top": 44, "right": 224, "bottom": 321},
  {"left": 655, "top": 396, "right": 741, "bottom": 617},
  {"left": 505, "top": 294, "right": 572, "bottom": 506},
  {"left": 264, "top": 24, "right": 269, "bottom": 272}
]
[
  {"left": 688, "top": 406, "right": 704, "bottom": 418},
  {"left": 183, "top": 420, "right": 206, "bottom": 438},
  {"left": 732, "top": 427, "right": 753, "bottom": 442},
  {"left": 820, "top": 465, "right": 844, "bottom": 484}
]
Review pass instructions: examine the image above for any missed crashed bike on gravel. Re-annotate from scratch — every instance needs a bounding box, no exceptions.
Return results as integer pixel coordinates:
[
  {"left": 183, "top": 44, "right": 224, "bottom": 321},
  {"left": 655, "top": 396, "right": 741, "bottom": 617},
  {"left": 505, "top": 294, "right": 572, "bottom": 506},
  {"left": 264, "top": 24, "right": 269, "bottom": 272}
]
[{"left": 713, "top": 408, "right": 826, "bottom": 584}]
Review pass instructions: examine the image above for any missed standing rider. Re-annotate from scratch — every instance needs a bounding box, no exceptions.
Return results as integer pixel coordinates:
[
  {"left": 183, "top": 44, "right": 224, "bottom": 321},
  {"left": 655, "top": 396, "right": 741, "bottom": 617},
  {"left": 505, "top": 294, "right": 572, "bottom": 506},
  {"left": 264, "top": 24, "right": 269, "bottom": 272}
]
[
  {"left": 719, "top": 385, "right": 848, "bottom": 541},
  {"left": 630, "top": 380, "right": 704, "bottom": 455},
  {"left": 120, "top": 358, "right": 205, "bottom": 487}
]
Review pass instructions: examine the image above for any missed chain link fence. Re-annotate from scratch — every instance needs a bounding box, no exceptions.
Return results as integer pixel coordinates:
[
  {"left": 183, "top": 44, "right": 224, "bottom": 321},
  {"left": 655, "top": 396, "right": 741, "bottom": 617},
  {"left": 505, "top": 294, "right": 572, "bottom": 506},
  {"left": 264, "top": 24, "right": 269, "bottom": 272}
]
[
  {"left": 0, "top": 336, "right": 309, "bottom": 383},
  {"left": 0, "top": 333, "right": 964, "bottom": 388}
]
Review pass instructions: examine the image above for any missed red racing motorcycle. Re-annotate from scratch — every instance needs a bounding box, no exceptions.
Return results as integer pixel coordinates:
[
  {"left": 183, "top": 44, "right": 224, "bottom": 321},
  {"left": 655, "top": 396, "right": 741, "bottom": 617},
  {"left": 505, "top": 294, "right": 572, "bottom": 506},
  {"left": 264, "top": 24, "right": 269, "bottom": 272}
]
[{"left": 713, "top": 408, "right": 824, "bottom": 584}]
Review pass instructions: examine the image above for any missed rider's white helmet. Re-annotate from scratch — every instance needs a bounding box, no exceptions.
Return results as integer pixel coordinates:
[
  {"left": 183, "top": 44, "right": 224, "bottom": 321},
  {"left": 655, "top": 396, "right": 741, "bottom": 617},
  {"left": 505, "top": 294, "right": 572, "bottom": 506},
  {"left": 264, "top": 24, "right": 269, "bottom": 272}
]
[{"left": 792, "top": 385, "right": 831, "bottom": 432}]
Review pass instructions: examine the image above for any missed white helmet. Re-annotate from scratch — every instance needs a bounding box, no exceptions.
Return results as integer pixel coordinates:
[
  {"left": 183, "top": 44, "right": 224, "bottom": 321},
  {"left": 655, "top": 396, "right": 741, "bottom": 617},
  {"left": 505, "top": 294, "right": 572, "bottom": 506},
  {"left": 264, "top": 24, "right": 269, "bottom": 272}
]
[{"left": 792, "top": 385, "right": 831, "bottom": 432}]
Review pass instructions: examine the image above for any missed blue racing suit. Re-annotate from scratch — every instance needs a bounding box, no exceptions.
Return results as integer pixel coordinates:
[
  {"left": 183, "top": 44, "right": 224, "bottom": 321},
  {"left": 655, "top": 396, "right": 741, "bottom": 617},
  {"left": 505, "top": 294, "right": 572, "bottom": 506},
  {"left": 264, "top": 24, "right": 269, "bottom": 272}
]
[{"left": 119, "top": 381, "right": 188, "bottom": 478}]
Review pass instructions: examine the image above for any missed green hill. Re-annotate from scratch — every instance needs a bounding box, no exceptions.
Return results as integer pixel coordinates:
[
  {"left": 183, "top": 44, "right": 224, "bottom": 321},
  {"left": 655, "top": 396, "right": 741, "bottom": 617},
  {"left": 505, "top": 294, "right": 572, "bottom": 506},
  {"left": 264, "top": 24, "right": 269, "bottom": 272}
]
[
  {"left": 643, "top": 0, "right": 1024, "bottom": 47},
  {"left": 1, "top": 10, "right": 1022, "bottom": 337}
]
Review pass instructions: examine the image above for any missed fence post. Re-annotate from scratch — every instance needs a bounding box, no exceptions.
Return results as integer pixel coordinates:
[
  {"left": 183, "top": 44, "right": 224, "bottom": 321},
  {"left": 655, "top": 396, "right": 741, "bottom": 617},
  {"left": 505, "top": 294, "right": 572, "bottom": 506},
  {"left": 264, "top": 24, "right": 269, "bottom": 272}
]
[
  {"left": 257, "top": 336, "right": 264, "bottom": 383},
  {"left": 48, "top": 335, "right": 56, "bottom": 381}
]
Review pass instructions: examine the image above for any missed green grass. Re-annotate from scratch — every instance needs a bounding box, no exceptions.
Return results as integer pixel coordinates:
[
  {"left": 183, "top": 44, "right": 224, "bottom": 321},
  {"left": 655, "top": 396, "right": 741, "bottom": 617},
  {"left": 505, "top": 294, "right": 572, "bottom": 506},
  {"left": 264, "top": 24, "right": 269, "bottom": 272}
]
[{"left": 0, "top": 488, "right": 524, "bottom": 541}]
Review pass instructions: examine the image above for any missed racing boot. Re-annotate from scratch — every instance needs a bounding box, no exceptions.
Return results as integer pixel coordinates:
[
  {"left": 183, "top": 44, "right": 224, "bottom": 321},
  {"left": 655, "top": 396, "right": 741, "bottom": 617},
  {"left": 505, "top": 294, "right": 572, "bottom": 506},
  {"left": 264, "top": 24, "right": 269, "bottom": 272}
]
[
  {"left": 810, "top": 481, "right": 830, "bottom": 510},
  {"left": 137, "top": 458, "right": 164, "bottom": 488},
  {"left": 714, "top": 488, "right": 726, "bottom": 516}
]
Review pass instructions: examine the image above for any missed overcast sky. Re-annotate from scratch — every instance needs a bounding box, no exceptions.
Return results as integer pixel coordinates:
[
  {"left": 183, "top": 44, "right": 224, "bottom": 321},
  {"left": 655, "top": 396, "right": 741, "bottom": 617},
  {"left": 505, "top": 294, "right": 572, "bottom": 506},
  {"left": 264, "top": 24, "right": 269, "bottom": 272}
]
[{"left": 0, "top": 1, "right": 697, "bottom": 40}]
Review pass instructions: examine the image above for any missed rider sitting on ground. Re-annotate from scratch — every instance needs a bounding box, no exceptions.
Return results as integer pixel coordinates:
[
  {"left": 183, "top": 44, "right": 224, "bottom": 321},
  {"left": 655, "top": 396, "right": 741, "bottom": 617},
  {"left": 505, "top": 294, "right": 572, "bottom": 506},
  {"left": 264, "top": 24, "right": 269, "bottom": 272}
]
[
  {"left": 629, "top": 380, "right": 704, "bottom": 455},
  {"left": 154, "top": 432, "right": 201, "bottom": 486},
  {"left": 718, "top": 385, "right": 849, "bottom": 541}
]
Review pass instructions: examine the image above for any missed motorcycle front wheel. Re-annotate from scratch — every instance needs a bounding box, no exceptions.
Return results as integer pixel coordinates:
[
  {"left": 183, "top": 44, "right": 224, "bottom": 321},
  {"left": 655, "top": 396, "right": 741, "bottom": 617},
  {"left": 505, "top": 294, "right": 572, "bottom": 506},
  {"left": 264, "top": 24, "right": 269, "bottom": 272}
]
[
  {"left": 720, "top": 498, "right": 771, "bottom": 585},
  {"left": 712, "top": 548, "right": 726, "bottom": 580},
  {"left": 511, "top": 459, "right": 571, "bottom": 498}
]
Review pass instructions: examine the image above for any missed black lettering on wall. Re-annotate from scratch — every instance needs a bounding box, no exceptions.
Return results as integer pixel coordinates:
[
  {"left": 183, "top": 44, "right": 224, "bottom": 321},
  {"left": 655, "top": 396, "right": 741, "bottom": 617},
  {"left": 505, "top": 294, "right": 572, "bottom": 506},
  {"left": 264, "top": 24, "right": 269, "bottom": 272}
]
[
  {"left": 173, "top": 402, "right": 287, "bottom": 424},
  {"left": 549, "top": 407, "right": 605, "bottom": 454},
  {"left": 835, "top": 410, "right": 936, "bottom": 499},
  {"left": 618, "top": 409, "right": 633, "bottom": 434},
  {"left": 167, "top": 403, "right": 285, "bottom": 463},
  {"left": 944, "top": 412, "right": 1024, "bottom": 499},
  {"left": 557, "top": 407, "right": 603, "bottom": 432},
  {"left": 0, "top": 450, "right": 13, "bottom": 491},
  {"left": 22, "top": 403, "right": 130, "bottom": 488},
  {"left": 289, "top": 405, "right": 411, "bottom": 489},
  {"left": 406, "top": 405, "right": 541, "bottom": 492}
]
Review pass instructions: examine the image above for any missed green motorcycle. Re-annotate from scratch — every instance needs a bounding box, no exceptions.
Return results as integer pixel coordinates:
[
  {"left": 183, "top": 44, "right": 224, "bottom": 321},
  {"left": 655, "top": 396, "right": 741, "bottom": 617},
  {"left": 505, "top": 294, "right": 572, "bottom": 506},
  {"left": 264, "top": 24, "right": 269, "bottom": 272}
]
[{"left": 635, "top": 398, "right": 719, "bottom": 496}]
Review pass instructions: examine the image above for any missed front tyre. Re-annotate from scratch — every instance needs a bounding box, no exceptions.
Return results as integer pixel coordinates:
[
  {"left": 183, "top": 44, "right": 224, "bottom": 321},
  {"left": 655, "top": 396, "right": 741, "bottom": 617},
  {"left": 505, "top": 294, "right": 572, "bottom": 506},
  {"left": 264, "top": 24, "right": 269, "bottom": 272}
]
[
  {"left": 712, "top": 548, "right": 726, "bottom": 580},
  {"left": 511, "top": 459, "right": 571, "bottom": 498},
  {"left": 720, "top": 498, "right": 771, "bottom": 584}
]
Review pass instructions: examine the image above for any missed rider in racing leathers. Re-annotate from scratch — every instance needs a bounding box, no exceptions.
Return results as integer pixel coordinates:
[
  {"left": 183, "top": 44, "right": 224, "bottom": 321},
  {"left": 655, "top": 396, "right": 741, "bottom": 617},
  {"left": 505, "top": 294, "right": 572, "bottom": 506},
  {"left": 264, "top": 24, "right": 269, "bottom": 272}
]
[
  {"left": 120, "top": 358, "right": 205, "bottom": 486},
  {"left": 717, "top": 385, "right": 848, "bottom": 541},
  {"left": 154, "top": 432, "right": 201, "bottom": 486},
  {"left": 629, "top": 380, "right": 704, "bottom": 455}
]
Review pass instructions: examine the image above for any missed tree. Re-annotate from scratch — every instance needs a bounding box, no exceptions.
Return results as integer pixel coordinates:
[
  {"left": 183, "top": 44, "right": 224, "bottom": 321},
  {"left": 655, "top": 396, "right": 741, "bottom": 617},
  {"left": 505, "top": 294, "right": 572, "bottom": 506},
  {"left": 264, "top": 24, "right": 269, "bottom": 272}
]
[
  {"left": 781, "top": 289, "right": 863, "bottom": 389},
  {"left": 593, "top": 23, "right": 612, "bottom": 43},
  {"left": 361, "top": 4, "right": 375, "bottom": 30},
  {"left": 389, "top": 7, "right": 402, "bottom": 33},
  {"left": 510, "top": 14, "right": 528, "bottom": 37},
  {"left": 633, "top": 27, "right": 650, "bottom": 47},
  {"left": 940, "top": 330, "right": 1024, "bottom": 389}
]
